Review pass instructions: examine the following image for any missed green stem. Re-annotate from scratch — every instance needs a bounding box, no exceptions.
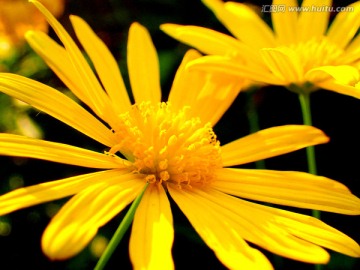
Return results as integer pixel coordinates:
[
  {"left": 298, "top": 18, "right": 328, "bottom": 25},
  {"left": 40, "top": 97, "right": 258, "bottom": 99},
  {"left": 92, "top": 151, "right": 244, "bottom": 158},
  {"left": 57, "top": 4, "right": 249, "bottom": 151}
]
[
  {"left": 298, "top": 92, "right": 320, "bottom": 221},
  {"left": 94, "top": 182, "right": 149, "bottom": 270}
]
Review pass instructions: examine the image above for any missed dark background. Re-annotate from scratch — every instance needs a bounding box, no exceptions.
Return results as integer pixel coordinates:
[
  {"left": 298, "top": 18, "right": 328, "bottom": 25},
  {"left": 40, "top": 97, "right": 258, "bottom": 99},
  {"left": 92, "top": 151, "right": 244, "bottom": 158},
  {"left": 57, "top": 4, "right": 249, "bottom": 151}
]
[{"left": 1, "top": 0, "right": 359, "bottom": 269}]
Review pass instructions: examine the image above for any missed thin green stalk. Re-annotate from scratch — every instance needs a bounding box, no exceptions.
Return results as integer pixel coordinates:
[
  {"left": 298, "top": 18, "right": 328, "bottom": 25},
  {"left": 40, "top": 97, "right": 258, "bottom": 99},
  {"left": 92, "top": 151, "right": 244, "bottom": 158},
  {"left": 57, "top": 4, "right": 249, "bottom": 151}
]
[{"left": 94, "top": 182, "right": 149, "bottom": 270}]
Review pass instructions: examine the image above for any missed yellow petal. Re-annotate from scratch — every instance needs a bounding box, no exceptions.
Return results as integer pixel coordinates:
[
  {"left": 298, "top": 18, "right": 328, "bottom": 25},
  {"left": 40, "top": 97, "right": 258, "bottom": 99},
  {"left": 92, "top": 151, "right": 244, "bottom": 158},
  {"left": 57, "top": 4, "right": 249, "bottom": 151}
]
[
  {"left": 202, "top": 0, "right": 276, "bottom": 49},
  {"left": 25, "top": 31, "right": 93, "bottom": 108},
  {"left": 271, "top": 0, "right": 298, "bottom": 44},
  {"left": 0, "top": 133, "right": 127, "bottom": 169},
  {"left": 188, "top": 55, "right": 282, "bottom": 85},
  {"left": 70, "top": 15, "right": 131, "bottom": 115},
  {"left": 130, "top": 184, "right": 174, "bottom": 270},
  {"left": 260, "top": 47, "right": 303, "bottom": 83},
  {"left": 169, "top": 187, "right": 274, "bottom": 270},
  {"left": 30, "top": 0, "right": 116, "bottom": 126},
  {"left": 326, "top": 1, "right": 360, "bottom": 49},
  {"left": 0, "top": 170, "right": 130, "bottom": 216},
  {"left": 127, "top": 22, "right": 161, "bottom": 104},
  {"left": 221, "top": 125, "right": 328, "bottom": 167},
  {"left": 0, "top": 73, "right": 117, "bottom": 147},
  {"left": 316, "top": 80, "right": 360, "bottom": 100},
  {"left": 213, "top": 168, "right": 360, "bottom": 215},
  {"left": 169, "top": 50, "right": 243, "bottom": 125},
  {"left": 42, "top": 177, "right": 145, "bottom": 260},
  {"left": 306, "top": 65, "right": 360, "bottom": 84},
  {"left": 296, "top": 0, "right": 331, "bottom": 42},
  {"left": 160, "top": 24, "right": 257, "bottom": 59}
]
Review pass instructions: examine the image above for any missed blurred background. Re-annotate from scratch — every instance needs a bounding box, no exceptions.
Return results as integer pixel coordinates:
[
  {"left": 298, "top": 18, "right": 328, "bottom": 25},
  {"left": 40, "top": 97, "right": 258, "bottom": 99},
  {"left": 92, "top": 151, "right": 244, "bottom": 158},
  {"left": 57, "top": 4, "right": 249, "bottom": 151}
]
[{"left": 1, "top": 0, "right": 359, "bottom": 269}]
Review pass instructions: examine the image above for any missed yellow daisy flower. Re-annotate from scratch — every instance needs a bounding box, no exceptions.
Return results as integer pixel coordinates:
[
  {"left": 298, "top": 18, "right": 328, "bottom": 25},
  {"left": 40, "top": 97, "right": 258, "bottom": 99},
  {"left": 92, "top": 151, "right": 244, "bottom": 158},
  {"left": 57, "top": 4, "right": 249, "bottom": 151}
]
[
  {"left": 161, "top": 0, "right": 360, "bottom": 97},
  {"left": 1, "top": 1, "right": 360, "bottom": 269},
  {"left": 0, "top": 0, "right": 64, "bottom": 57}
]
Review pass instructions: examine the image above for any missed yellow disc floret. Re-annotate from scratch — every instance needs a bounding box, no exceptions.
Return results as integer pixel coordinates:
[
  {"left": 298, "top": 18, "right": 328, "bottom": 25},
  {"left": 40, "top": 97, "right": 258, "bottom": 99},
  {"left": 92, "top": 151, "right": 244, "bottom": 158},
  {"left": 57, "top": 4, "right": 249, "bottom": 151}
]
[{"left": 109, "top": 102, "right": 222, "bottom": 188}]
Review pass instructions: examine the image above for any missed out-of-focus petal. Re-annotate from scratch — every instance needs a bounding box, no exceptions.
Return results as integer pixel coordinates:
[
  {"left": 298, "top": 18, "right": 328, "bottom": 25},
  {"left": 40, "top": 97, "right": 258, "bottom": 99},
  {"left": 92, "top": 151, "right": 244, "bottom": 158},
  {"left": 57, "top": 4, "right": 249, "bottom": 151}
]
[{"left": 271, "top": 0, "right": 298, "bottom": 44}]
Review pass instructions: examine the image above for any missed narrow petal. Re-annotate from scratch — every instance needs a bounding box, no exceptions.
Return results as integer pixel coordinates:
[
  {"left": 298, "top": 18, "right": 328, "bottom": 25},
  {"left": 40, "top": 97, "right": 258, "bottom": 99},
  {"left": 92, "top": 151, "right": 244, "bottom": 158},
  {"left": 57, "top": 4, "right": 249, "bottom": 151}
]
[
  {"left": 190, "top": 188, "right": 360, "bottom": 261},
  {"left": 130, "top": 184, "right": 174, "bottom": 270},
  {"left": 169, "top": 50, "right": 243, "bottom": 125},
  {"left": 316, "top": 80, "right": 360, "bottom": 100},
  {"left": 202, "top": 0, "right": 276, "bottom": 49},
  {"left": 271, "top": 0, "right": 298, "bottom": 44},
  {"left": 127, "top": 22, "right": 161, "bottom": 104},
  {"left": 260, "top": 47, "right": 303, "bottom": 83},
  {"left": 70, "top": 16, "right": 132, "bottom": 115},
  {"left": 169, "top": 187, "right": 273, "bottom": 270},
  {"left": 42, "top": 176, "right": 145, "bottom": 260},
  {"left": 221, "top": 125, "right": 329, "bottom": 167},
  {"left": 0, "top": 73, "right": 117, "bottom": 147},
  {"left": 0, "top": 170, "right": 129, "bottom": 216},
  {"left": 326, "top": 1, "right": 360, "bottom": 49},
  {"left": 0, "top": 133, "right": 127, "bottom": 169},
  {"left": 188, "top": 55, "right": 282, "bottom": 85},
  {"left": 25, "top": 31, "right": 93, "bottom": 108},
  {"left": 296, "top": 0, "right": 331, "bottom": 42},
  {"left": 213, "top": 168, "right": 360, "bottom": 215},
  {"left": 30, "top": 1, "right": 117, "bottom": 126},
  {"left": 160, "top": 24, "right": 258, "bottom": 59}
]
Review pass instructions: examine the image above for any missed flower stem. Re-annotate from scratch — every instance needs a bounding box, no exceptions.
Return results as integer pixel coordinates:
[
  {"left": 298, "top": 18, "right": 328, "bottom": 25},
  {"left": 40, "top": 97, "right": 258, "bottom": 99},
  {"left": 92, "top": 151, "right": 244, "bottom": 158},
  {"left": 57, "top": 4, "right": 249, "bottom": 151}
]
[
  {"left": 94, "top": 182, "right": 149, "bottom": 270},
  {"left": 298, "top": 92, "right": 320, "bottom": 221}
]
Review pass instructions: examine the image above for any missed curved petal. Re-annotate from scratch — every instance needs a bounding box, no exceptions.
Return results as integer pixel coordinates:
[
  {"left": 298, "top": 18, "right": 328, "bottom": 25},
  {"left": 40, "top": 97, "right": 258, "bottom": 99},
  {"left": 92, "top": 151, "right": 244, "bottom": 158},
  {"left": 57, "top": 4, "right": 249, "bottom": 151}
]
[
  {"left": 188, "top": 55, "right": 282, "bottom": 85},
  {"left": 296, "top": 0, "right": 331, "bottom": 42},
  {"left": 70, "top": 16, "right": 131, "bottom": 115},
  {"left": 0, "top": 133, "right": 127, "bottom": 169},
  {"left": 169, "top": 50, "right": 243, "bottom": 126},
  {"left": 326, "top": 1, "right": 360, "bottom": 49},
  {"left": 213, "top": 168, "right": 360, "bottom": 215},
  {"left": 271, "top": 0, "right": 298, "bottom": 44},
  {"left": 306, "top": 65, "right": 360, "bottom": 84},
  {"left": 202, "top": 0, "right": 276, "bottom": 49},
  {"left": 191, "top": 188, "right": 360, "bottom": 260},
  {"left": 260, "top": 47, "right": 303, "bottom": 83},
  {"left": 25, "top": 31, "right": 93, "bottom": 108},
  {"left": 221, "top": 125, "right": 329, "bottom": 167},
  {"left": 30, "top": 1, "right": 117, "bottom": 126},
  {"left": 130, "top": 184, "right": 174, "bottom": 270},
  {"left": 160, "top": 24, "right": 258, "bottom": 59},
  {"left": 42, "top": 176, "right": 145, "bottom": 260},
  {"left": 316, "top": 80, "right": 360, "bottom": 99},
  {"left": 0, "top": 73, "right": 117, "bottom": 147},
  {"left": 0, "top": 170, "right": 130, "bottom": 216},
  {"left": 127, "top": 22, "right": 161, "bottom": 104},
  {"left": 169, "top": 187, "right": 273, "bottom": 270}
]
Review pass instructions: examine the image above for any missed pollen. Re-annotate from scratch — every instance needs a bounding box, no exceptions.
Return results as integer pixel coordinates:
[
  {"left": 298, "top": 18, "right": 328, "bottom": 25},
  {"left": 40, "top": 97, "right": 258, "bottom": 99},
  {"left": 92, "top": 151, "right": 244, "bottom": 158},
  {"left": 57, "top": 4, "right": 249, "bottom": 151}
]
[{"left": 109, "top": 102, "right": 222, "bottom": 188}]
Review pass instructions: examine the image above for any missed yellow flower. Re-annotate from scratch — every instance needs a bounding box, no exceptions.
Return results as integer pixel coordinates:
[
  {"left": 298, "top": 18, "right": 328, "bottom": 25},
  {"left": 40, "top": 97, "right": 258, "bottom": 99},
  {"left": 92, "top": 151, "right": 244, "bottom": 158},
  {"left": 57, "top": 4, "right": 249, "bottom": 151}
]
[
  {"left": 0, "top": 1, "right": 360, "bottom": 269},
  {"left": 161, "top": 0, "right": 360, "bottom": 97},
  {"left": 0, "top": 0, "right": 64, "bottom": 57}
]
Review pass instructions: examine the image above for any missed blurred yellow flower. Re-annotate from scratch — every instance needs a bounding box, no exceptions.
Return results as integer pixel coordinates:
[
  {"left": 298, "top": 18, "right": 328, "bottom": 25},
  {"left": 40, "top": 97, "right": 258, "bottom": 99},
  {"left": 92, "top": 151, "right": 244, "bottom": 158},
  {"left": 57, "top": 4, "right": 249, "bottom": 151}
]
[
  {"left": 0, "top": 2, "right": 360, "bottom": 269},
  {"left": 0, "top": 0, "right": 64, "bottom": 57},
  {"left": 161, "top": 0, "right": 360, "bottom": 97}
]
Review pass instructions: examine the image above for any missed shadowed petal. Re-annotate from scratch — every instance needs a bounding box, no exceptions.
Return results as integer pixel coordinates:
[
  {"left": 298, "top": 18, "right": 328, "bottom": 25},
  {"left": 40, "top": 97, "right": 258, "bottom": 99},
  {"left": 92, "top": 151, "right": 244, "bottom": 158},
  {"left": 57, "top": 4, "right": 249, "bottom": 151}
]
[
  {"left": 0, "top": 170, "right": 131, "bottom": 216},
  {"left": 0, "top": 133, "right": 127, "bottom": 169},
  {"left": 221, "top": 125, "right": 328, "bottom": 167},
  {"left": 213, "top": 168, "right": 360, "bottom": 215},
  {"left": 70, "top": 15, "right": 132, "bottom": 115},
  {"left": 42, "top": 177, "right": 145, "bottom": 260},
  {"left": 169, "top": 186, "right": 273, "bottom": 270},
  {"left": 127, "top": 22, "right": 161, "bottom": 104},
  {"left": 130, "top": 184, "right": 174, "bottom": 270},
  {"left": 0, "top": 73, "right": 117, "bottom": 147}
]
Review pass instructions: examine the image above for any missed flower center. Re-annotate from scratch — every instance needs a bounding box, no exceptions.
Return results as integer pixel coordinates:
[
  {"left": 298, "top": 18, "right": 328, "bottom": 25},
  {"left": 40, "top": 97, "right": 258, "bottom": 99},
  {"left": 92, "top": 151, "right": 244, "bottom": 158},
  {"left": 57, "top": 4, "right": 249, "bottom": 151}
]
[
  {"left": 109, "top": 102, "right": 222, "bottom": 188},
  {"left": 288, "top": 38, "right": 345, "bottom": 74}
]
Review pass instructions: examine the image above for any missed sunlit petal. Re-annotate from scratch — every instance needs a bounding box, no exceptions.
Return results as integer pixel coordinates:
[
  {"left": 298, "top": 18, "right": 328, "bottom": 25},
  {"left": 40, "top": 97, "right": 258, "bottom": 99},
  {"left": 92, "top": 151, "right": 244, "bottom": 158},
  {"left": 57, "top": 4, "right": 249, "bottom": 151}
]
[
  {"left": 130, "top": 184, "right": 174, "bottom": 270},
  {"left": 271, "top": 0, "right": 298, "bottom": 44},
  {"left": 221, "top": 125, "right": 328, "bottom": 167}
]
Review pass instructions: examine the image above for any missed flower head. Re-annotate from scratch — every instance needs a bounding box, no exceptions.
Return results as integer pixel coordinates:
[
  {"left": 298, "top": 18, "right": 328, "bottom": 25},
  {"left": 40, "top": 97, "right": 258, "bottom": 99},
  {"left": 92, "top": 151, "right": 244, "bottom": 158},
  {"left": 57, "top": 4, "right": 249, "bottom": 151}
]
[
  {"left": 161, "top": 0, "right": 360, "bottom": 96},
  {"left": 1, "top": 1, "right": 360, "bottom": 269},
  {"left": 0, "top": 0, "right": 64, "bottom": 57}
]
